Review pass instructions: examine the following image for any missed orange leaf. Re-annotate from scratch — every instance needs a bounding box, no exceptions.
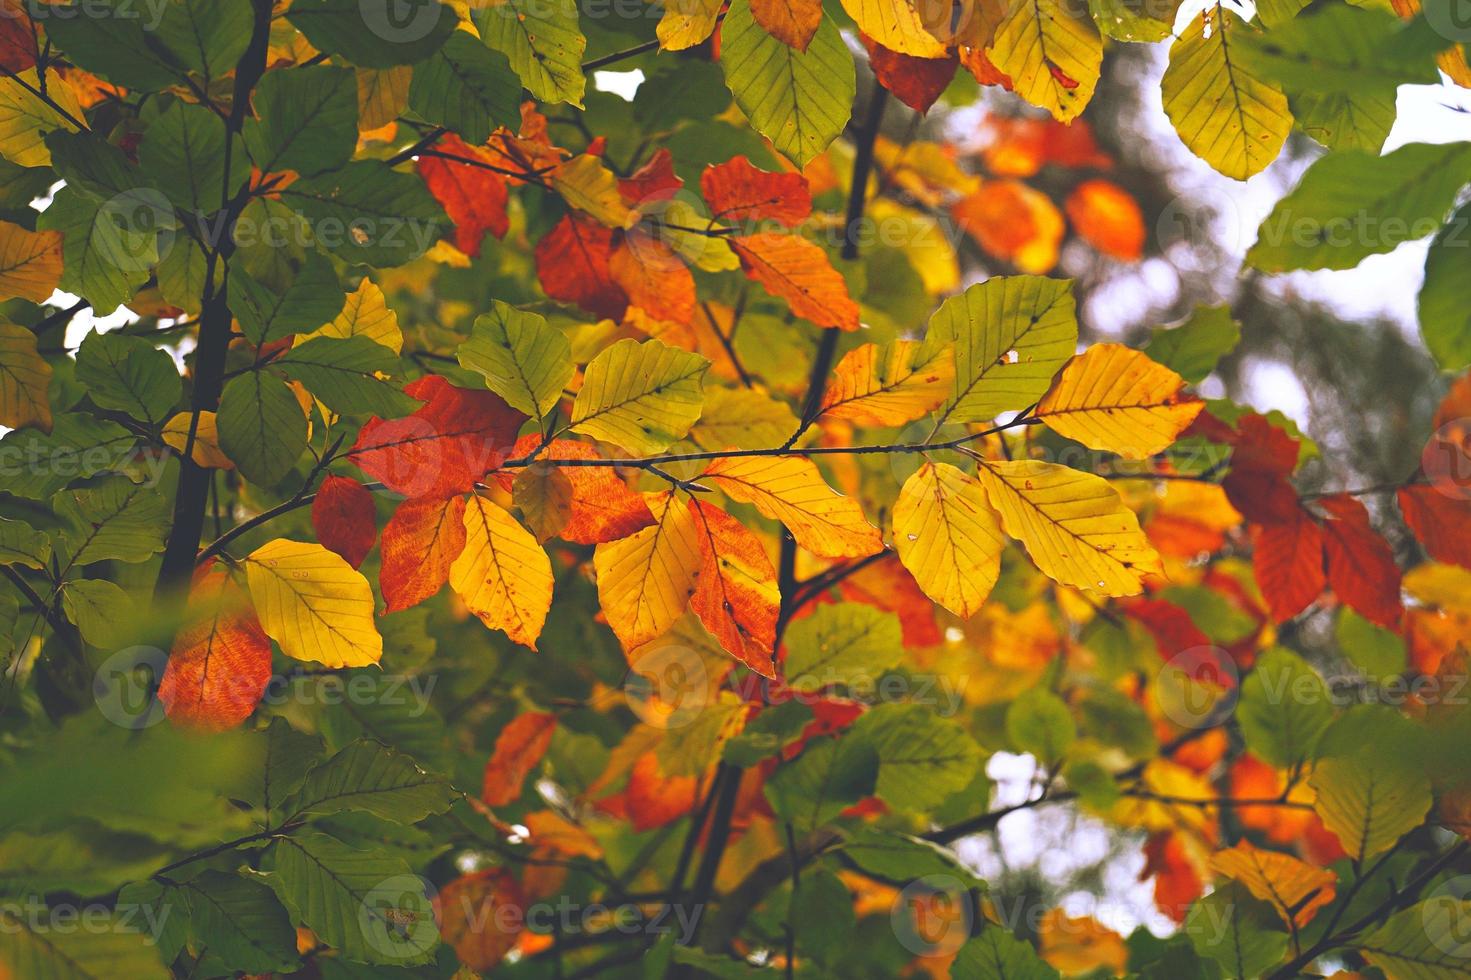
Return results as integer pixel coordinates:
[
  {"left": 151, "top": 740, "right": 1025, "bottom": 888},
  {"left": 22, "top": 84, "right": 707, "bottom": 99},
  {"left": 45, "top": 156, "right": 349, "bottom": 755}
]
[
  {"left": 861, "top": 35, "right": 958, "bottom": 114},
  {"left": 749, "top": 0, "right": 823, "bottom": 50},
  {"left": 618, "top": 147, "right": 684, "bottom": 207},
  {"left": 978, "top": 115, "right": 1112, "bottom": 177},
  {"left": 689, "top": 499, "right": 780, "bottom": 677},
  {"left": 380, "top": 495, "right": 468, "bottom": 612},
  {"left": 158, "top": 567, "right": 273, "bottom": 732},
  {"left": 609, "top": 232, "right": 696, "bottom": 324},
  {"left": 1319, "top": 494, "right": 1402, "bottom": 628},
  {"left": 701, "top": 455, "right": 883, "bottom": 559},
  {"left": 349, "top": 375, "right": 526, "bottom": 500},
  {"left": 416, "top": 133, "right": 509, "bottom": 257},
  {"left": 623, "top": 751, "right": 699, "bottom": 830},
  {"left": 1038, "top": 909, "right": 1128, "bottom": 975},
  {"left": 1399, "top": 484, "right": 1471, "bottom": 570},
  {"left": 1210, "top": 839, "right": 1337, "bottom": 928},
  {"left": 1142, "top": 832, "right": 1204, "bottom": 923},
  {"left": 311, "top": 475, "right": 377, "bottom": 569},
  {"left": 1065, "top": 178, "right": 1144, "bottom": 261},
  {"left": 951, "top": 180, "right": 1063, "bottom": 274},
  {"left": 482, "top": 712, "right": 557, "bottom": 806},
  {"left": 534, "top": 213, "right": 628, "bottom": 319},
  {"left": 730, "top": 232, "right": 859, "bottom": 331},
  {"left": 497, "top": 437, "right": 656, "bottom": 544},
  {"left": 1252, "top": 509, "right": 1326, "bottom": 624},
  {"left": 701, "top": 155, "right": 812, "bottom": 227},
  {"left": 434, "top": 870, "right": 524, "bottom": 972}
]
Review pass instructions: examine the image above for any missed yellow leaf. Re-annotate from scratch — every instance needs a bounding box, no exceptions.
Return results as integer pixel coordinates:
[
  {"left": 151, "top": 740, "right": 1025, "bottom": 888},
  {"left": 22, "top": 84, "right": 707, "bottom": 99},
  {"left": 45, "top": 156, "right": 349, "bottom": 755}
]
[
  {"left": 1210, "top": 840, "right": 1337, "bottom": 927},
  {"left": 893, "top": 462, "right": 1006, "bottom": 618},
  {"left": 450, "top": 493, "right": 554, "bottom": 648},
  {"left": 594, "top": 491, "right": 703, "bottom": 650},
  {"left": 869, "top": 199, "right": 960, "bottom": 294},
  {"left": 1039, "top": 909, "right": 1129, "bottom": 976},
  {"left": 0, "top": 70, "right": 81, "bottom": 167},
  {"left": 356, "top": 66, "right": 412, "bottom": 131},
  {"left": 840, "top": 0, "right": 947, "bottom": 57},
  {"left": 977, "top": 460, "right": 1163, "bottom": 596},
  {"left": 1162, "top": 7, "right": 1292, "bottom": 180},
  {"left": 1110, "top": 759, "right": 1217, "bottom": 836},
  {"left": 701, "top": 455, "right": 884, "bottom": 559},
  {"left": 570, "top": 338, "right": 709, "bottom": 456},
  {"left": 162, "top": 412, "right": 233, "bottom": 469},
  {"left": 689, "top": 387, "right": 800, "bottom": 451},
  {"left": 245, "top": 539, "right": 382, "bottom": 668},
  {"left": 552, "top": 155, "right": 640, "bottom": 229},
  {"left": 657, "top": 0, "right": 723, "bottom": 50},
  {"left": 0, "top": 220, "right": 61, "bottom": 303},
  {"left": 819, "top": 339, "right": 955, "bottom": 427},
  {"left": 1035, "top": 344, "right": 1204, "bottom": 459},
  {"left": 297, "top": 279, "right": 404, "bottom": 354},
  {"left": 987, "top": 0, "right": 1102, "bottom": 123},
  {"left": 0, "top": 320, "right": 51, "bottom": 432}
]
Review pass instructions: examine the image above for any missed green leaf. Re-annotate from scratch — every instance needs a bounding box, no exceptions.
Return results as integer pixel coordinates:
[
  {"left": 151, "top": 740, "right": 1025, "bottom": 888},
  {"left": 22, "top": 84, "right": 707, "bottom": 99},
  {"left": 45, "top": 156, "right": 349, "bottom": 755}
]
[
  {"left": 262, "top": 832, "right": 439, "bottom": 966},
  {"left": 36, "top": 187, "right": 159, "bottom": 316},
  {"left": 782, "top": 602, "right": 903, "bottom": 694},
  {"left": 720, "top": 0, "right": 854, "bottom": 168},
  {"left": 1005, "top": 688, "right": 1076, "bottom": 768},
  {"left": 841, "top": 827, "right": 985, "bottom": 888},
  {"left": 1359, "top": 899, "right": 1471, "bottom": 979},
  {"left": 246, "top": 717, "right": 326, "bottom": 824},
  {"left": 316, "top": 673, "right": 451, "bottom": 775},
  {"left": 0, "top": 909, "right": 169, "bottom": 979},
  {"left": 0, "top": 518, "right": 51, "bottom": 569},
  {"left": 283, "top": 739, "right": 458, "bottom": 823},
  {"left": 408, "top": 30, "right": 521, "bottom": 145},
  {"left": 280, "top": 161, "right": 446, "bottom": 266},
  {"left": 1235, "top": 4, "right": 1443, "bottom": 97},
  {"left": 59, "top": 578, "right": 134, "bottom": 647},
  {"left": 927, "top": 276, "right": 1078, "bottom": 423},
  {"left": 75, "top": 331, "right": 181, "bottom": 424},
  {"left": 764, "top": 734, "right": 878, "bottom": 834},
  {"left": 46, "top": 130, "right": 156, "bottom": 200},
  {"left": 1291, "top": 90, "right": 1396, "bottom": 153},
  {"left": 1088, "top": 0, "right": 1177, "bottom": 41},
  {"left": 0, "top": 414, "right": 136, "bottom": 500},
  {"left": 457, "top": 300, "right": 575, "bottom": 419},
  {"left": 1419, "top": 201, "right": 1471, "bottom": 372},
  {"left": 1310, "top": 706, "right": 1433, "bottom": 859},
  {"left": 570, "top": 337, "right": 708, "bottom": 455},
  {"left": 286, "top": 0, "right": 457, "bottom": 67},
  {"left": 228, "top": 251, "right": 346, "bottom": 347},
  {"left": 1335, "top": 607, "right": 1407, "bottom": 679},
  {"left": 157, "top": 236, "right": 209, "bottom": 316},
  {"left": 1247, "top": 142, "right": 1471, "bottom": 272},
  {"left": 952, "top": 927, "right": 1058, "bottom": 980},
  {"left": 475, "top": 0, "right": 586, "bottom": 107},
  {"left": 1162, "top": 7, "right": 1292, "bottom": 180},
  {"left": 243, "top": 64, "right": 359, "bottom": 178},
  {"left": 276, "top": 336, "right": 418, "bottom": 417},
  {"left": 1076, "top": 687, "right": 1157, "bottom": 760},
  {"left": 1185, "top": 882, "right": 1289, "bottom": 979},
  {"left": 217, "top": 371, "right": 308, "bottom": 486},
  {"left": 1144, "top": 305, "right": 1241, "bottom": 384},
  {"left": 155, "top": 0, "right": 254, "bottom": 78},
  {"left": 139, "top": 102, "right": 250, "bottom": 217},
  {"left": 52, "top": 476, "right": 169, "bottom": 566},
  {"left": 177, "top": 871, "right": 301, "bottom": 974},
  {"left": 1237, "top": 647, "right": 1334, "bottom": 768},
  {"left": 41, "top": 1, "right": 182, "bottom": 90},
  {"left": 849, "top": 703, "right": 982, "bottom": 812}
]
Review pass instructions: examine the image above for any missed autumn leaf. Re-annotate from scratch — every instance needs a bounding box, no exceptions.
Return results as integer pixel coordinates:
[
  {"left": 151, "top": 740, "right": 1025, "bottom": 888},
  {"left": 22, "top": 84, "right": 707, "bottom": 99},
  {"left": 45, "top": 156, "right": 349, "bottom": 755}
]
[
  {"left": 893, "top": 462, "right": 1007, "bottom": 618},
  {"left": 861, "top": 36, "right": 959, "bottom": 114},
  {"left": 0, "top": 320, "right": 52, "bottom": 431},
  {"left": 1065, "top": 179, "right": 1146, "bottom": 260},
  {"left": 702, "top": 455, "right": 884, "bottom": 559},
  {"left": 380, "top": 495, "right": 467, "bottom": 613},
  {"left": 594, "top": 491, "right": 702, "bottom": 650},
  {"left": 1252, "top": 510, "right": 1326, "bottom": 623},
  {"left": 1210, "top": 839, "right": 1336, "bottom": 928},
  {"left": 748, "top": 0, "right": 823, "bottom": 50},
  {"left": 245, "top": 539, "right": 383, "bottom": 668},
  {"left": 1398, "top": 485, "right": 1471, "bottom": 570},
  {"left": 483, "top": 712, "right": 557, "bottom": 806},
  {"left": 730, "top": 232, "right": 860, "bottom": 331},
  {"left": 952, "top": 179, "right": 1065, "bottom": 273},
  {"left": 609, "top": 233, "right": 697, "bottom": 325},
  {"left": 496, "top": 436, "right": 656, "bottom": 544},
  {"left": 534, "top": 213, "right": 628, "bottom": 319},
  {"left": 819, "top": 339, "right": 955, "bottom": 427},
  {"left": 1035, "top": 344, "right": 1204, "bottom": 459},
  {"left": 450, "top": 493, "right": 554, "bottom": 648},
  {"left": 689, "top": 499, "right": 780, "bottom": 676},
  {"left": 1319, "top": 494, "right": 1403, "bottom": 628},
  {"left": 311, "top": 475, "right": 377, "bottom": 569},
  {"left": 434, "top": 870, "right": 524, "bottom": 971},
  {"left": 158, "top": 565, "right": 273, "bottom": 731},
  {"left": 700, "top": 155, "right": 813, "bottom": 227},
  {"left": 416, "top": 133, "right": 509, "bottom": 257},
  {"left": 0, "top": 219, "right": 62, "bottom": 302},
  {"left": 570, "top": 337, "right": 709, "bottom": 456}
]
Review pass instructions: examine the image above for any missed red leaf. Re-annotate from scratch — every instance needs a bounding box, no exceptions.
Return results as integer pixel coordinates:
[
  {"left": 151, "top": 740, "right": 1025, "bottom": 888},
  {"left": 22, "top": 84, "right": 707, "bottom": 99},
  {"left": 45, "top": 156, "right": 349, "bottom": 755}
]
[
  {"left": 158, "top": 566, "right": 272, "bottom": 732},
  {"left": 380, "top": 495, "right": 468, "bottom": 612},
  {"left": 1142, "top": 832, "right": 1203, "bottom": 924},
  {"left": 0, "top": 2, "right": 37, "bottom": 72},
  {"left": 609, "top": 232, "right": 696, "bottom": 324},
  {"left": 860, "top": 35, "right": 959, "bottom": 114},
  {"left": 1223, "top": 415, "right": 1303, "bottom": 524},
  {"left": 1318, "top": 494, "right": 1402, "bottom": 628},
  {"left": 434, "top": 870, "right": 525, "bottom": 971},
  {"left": 730, "top": 232, "right": 859, "bottom": 331},
  {"left": 534, "top": 213, "right": 628, "bottom": 319},
  {"left": 1399, "top": 484, "right": 1471, "bottom": 569},
  {"left": 700, "top": 155, "right": 812, "bottom": 227},
  {"left": 1252, "top": 509, "right": 1326, "bottom": 623},
  {"left": 1125, "top": 598, "right": 1212, "bottom": 661},
  {"left": 350, "top": 375, "right": 526, "bottom": 499},
  {"left": 689, "top": 499, "right": 780, "bottom": 678},
  {"left": 619, "top": 148, "right": 683, "bottom": 207},
  {"left": 482, "top": 712, "right": 557, "bottom": 806},
  {"left": 416, "top": 133, "right": 509, "bottom": 257},
  {"left": 496, "top": 437, "right": 656, "bottom": 544},
  {"left": 311, "top": 475, "right": 377, "bottom": 568}
]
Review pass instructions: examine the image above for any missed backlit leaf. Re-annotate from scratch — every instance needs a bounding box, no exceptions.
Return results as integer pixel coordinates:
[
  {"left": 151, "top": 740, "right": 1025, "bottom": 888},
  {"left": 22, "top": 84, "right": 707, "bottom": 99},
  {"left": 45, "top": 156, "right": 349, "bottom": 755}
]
[
  {"left": 245, "top": 539, "right": 383, "bottom": 669},
  {"left": 450, "top": 493, "right": 554, "bottom": 648},
  {"left": 1035, "top": 344, "right": 1204, "bottom": 459},
  {"left": 893, "top": 462, "right": 1007, "bottom": 619}
]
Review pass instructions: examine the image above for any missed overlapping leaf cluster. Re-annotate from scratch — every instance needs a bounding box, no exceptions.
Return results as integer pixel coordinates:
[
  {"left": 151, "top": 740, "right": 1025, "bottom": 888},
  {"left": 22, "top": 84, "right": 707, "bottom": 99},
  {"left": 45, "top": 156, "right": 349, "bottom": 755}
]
[{"left": 2, "top": 0, "right": 1471, "bottom": 978}]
